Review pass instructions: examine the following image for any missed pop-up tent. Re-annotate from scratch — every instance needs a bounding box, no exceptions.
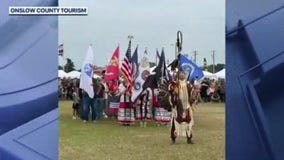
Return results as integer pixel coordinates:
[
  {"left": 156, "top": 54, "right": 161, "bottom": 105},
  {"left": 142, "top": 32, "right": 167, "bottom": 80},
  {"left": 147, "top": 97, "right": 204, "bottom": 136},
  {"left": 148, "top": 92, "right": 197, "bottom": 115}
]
[
  {"left": 203, "top": 70, "right": 214, "bottom": 77},
  {"left": 58, "top": 70, "right": 67, "bottom": 78},
  {"left": 202, "top": 70, "right": 218, "bottom": 80},
  {"left": 66, "top": 71, "right": 81, "bottom": 79},
  {"left": 214, "top": 69, "right": 225, "bottom": 79}
]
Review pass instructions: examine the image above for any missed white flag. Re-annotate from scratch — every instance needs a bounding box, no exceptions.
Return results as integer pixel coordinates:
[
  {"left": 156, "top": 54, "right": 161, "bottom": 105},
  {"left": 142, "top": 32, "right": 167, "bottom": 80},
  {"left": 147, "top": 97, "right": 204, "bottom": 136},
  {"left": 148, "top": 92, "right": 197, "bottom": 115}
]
[
  {"left": 131, "top": 56, "right": 151, "bottom": 102},
  {"left": 80, "top": 45, "right": 94, "bottom": 98}
]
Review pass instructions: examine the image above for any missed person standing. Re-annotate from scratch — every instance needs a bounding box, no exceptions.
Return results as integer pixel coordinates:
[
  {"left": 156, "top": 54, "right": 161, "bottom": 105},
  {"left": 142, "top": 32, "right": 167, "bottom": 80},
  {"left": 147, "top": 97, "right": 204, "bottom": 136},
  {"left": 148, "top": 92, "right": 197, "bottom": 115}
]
[
  {"left": 81, "top": 78, "right": 96, "bottom": 123},
  {"left": 81, "top": 90, "right": 94, "bottom": 122},
  {"left": 93, "top": 78, "right": 105, "bottom": 121},
  {"left": 135, "top": 88, "right": 153, "bottom": 127},
  {"left": 72, "top": 87, "right": 80, "bottom": 119},
  {"left": 153, "top": 88, "right": 171, "bottom": 126},
  {"left": 107, "top": 80, "right": 120, "bottom": 117},
  {"left": 170, "top": 71, "right": 194, "bottom": 144},
  {"left": 117, "top": 78, "right": 135, "bottom": 126},
  {"left": 101, "top": 79, "right": 109, "bottom": 118}
]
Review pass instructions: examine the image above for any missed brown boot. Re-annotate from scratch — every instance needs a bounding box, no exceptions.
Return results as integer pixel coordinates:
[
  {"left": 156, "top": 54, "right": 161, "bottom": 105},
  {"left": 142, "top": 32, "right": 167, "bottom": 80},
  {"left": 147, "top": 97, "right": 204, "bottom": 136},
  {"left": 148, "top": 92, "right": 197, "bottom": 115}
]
[
  {"left": 187, "top": 134, "right": 194, "bottom": 144},
  {"left": 171, "top": 138, "right": 176, "bottom": 145}
]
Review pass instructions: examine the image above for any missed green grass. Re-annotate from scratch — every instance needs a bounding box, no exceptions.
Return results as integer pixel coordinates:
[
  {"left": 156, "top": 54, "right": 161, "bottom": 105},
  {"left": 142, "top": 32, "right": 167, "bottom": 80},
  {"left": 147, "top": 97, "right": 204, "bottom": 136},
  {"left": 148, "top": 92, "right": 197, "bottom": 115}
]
[{"left": 59, "top": 101, "right": 224, "bottom": 160}]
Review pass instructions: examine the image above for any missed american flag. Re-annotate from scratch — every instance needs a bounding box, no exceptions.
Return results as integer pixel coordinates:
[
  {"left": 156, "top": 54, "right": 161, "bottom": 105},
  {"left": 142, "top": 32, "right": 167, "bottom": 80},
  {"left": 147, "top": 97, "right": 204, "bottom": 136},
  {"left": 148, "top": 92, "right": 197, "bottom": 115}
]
[
  {"left": 120, "top": 40, "right": 133, "bottom": 94},
  {"left": 131, "top": 46, "right": 139, "bottom": 80},
  {"left": 58, "top": 44, "right": 64, "bottom": 56}
]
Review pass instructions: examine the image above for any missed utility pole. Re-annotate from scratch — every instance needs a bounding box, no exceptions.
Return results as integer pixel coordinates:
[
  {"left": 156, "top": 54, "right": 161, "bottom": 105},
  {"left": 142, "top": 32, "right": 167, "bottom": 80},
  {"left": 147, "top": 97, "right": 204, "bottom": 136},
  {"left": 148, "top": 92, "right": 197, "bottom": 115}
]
[
  {"left": 203, "top": 58, "right": 208, "bottom": 71},
  {"left": 212, "top": 50, "right": 216, "bottom": 73},
  {"left": 193, "top": 50, "right": 197, "bottom": 63}
]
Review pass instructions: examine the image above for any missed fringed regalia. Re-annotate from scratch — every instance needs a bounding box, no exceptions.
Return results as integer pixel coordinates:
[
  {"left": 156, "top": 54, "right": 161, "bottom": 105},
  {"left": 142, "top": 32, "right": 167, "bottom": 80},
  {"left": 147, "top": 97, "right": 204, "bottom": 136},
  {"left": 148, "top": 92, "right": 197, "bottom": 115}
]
[
  {"left": 156, "top": 77, "right": 194, "bottom": 144},
  {"left": 135, "top": 88, "right": 152, "bottom": 122},
  {"left": 170, "top": 79, "right": 194, "bottom": 144},
  {"left": 117, "top": 84, "right": 135, "bottom": 125},
  {"left": 153, "top": 89, "right": 171, "bottom": 125}
]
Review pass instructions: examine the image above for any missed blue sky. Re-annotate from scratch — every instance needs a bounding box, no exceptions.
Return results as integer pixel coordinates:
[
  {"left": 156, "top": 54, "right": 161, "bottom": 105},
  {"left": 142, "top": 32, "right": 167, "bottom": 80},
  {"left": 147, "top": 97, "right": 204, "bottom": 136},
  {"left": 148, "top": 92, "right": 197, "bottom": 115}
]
[{"left": 59, "top": 0, "right": 225, "bottom": 69}]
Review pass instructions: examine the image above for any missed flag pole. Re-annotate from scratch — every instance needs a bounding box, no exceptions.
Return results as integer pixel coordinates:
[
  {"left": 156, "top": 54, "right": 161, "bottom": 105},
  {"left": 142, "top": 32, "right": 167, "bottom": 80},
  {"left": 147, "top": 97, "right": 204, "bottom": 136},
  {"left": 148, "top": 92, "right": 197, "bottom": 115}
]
[
  {"left": 127, "top": 35, "right": 134, "bottom": 122},
  {"left": 156, "top": 48, "right": 158, "bottom": 65},
  {"left": 176, "top": 31, "right": 183, "bottom": 96},
  {"left": 161, "top": 47, "right": 165, "bottom": 83}
]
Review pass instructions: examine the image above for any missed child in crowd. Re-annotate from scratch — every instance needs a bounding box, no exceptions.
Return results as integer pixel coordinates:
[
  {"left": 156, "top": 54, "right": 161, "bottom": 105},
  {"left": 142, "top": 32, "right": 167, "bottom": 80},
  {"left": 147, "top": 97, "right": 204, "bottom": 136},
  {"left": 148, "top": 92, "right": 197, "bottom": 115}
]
[{"left": 72, "top": 87, "right": 80, "bottom": 119}]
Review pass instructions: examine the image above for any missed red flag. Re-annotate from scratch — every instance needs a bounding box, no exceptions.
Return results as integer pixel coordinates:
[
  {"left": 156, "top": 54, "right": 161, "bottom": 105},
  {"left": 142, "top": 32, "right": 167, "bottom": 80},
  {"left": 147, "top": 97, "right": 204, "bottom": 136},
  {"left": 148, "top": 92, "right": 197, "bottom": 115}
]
[{"left": 104, "top": 46, "right": 119, "bottom": 82}]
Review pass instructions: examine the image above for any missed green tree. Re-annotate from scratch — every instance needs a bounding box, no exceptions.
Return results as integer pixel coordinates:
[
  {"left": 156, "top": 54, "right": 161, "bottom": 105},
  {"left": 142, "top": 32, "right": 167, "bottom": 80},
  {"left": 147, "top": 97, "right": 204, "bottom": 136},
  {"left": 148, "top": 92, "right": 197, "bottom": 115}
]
[
  {"left": 64, "top": 58, "right": 75, "bottom": 72},
  {"left": 207, "top": 63, "right": 225, "bottom": 73},
  {"left": 216, "top": 64, "right": 225, "bottom": 72},
  {"left": 58, "top": 66, "right": 63, "bottom": 70},
  {"left": 149, "top": 62, "right": 156, "bottom": 67}
]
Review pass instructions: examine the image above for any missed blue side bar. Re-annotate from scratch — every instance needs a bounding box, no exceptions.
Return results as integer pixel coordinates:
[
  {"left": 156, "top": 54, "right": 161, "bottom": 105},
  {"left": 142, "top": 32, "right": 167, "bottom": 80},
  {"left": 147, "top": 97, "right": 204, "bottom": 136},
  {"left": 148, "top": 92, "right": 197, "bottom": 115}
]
[
  {"left": 0, "top": 0, "right": 58, "bottom": 159},
  {"left": 0, "top": 109, "right": 58, "bottom": 160},
  {"left": 226, "top": 0, "right": 284, "bottom": 160}
]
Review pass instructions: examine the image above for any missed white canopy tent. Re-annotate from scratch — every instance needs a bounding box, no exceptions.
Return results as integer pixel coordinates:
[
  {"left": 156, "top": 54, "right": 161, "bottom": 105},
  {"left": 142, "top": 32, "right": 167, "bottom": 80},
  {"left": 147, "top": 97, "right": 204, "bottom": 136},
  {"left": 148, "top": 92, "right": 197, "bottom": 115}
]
[
  {"left": 214, "top": 68, "right": 225, "bottom": 79},
  {"left": 203, "top": 71, "right": 213, "bottom": 76},
  {"left": 63, "top": 70, "right": 101, "bottom": 79},
  {"left": 202, "top": 70, "right": 218, "bottom": 80},
  {"left": 66, "top": 70, "right": 81, "bottom": 79},
  {"left": 58, "top": 70, "right": 67, "bottom": 78}
]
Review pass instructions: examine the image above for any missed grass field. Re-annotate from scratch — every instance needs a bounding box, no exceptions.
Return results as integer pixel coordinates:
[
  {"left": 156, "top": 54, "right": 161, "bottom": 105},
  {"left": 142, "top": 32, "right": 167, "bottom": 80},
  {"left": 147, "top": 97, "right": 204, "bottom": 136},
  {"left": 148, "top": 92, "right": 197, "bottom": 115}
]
[{"left": 59, "top": 101, "right": 224, "bottom": 160}]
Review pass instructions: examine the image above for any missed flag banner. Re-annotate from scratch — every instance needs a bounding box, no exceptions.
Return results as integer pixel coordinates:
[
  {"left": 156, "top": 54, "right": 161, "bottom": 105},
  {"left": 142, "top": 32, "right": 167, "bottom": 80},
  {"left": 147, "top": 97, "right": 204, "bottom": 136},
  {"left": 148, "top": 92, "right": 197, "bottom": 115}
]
[
  {"left": 104, "top": 46, "right": 119, "bottom": 82},
  {"left": 120, "top": 40, "right": 132, "bottom": 94},
  {"left": 143, "top": 49, "right": 168, "bottom": 89},
  {"left": 131, "top": 54, "right": 151, "bottom": 102},
  {"left": 79, "top": 45, "right": 94, "bottom": 98},
  {"left": 179, "top": 54, "right": 204, "bottom": 81},
  {"left": 131, "top": 46, "right": 139, "bottom": 81}
]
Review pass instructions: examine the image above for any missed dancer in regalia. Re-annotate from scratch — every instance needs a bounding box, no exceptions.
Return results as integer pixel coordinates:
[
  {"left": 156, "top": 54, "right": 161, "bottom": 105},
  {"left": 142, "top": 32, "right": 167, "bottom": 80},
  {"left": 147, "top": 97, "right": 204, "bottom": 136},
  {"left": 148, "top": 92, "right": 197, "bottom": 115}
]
[
  {"left": 153, "top": 88, "right": 171, "bottom": 126},
  {"left": 135, "top": 87, "right": 153, "bottom": 127},
  {"left": 169, "top": 71, "right": 194, "bottom": 144},
  {"left": 117, "top": 78, "right": 135, "bottom": 125}
]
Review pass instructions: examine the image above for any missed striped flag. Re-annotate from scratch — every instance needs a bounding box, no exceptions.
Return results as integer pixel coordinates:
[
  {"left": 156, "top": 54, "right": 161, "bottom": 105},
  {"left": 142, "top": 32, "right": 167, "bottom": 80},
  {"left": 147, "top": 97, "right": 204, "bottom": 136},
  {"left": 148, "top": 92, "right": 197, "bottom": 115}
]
[
  {"left": 131, "top": 46, "right": 139, "bottom": 81},
  {"left": 120, "top": 40, "right": 133, "bottom": 94},
  {"left": 58, "top": 44, "right": 64, "bottom": 56}
]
